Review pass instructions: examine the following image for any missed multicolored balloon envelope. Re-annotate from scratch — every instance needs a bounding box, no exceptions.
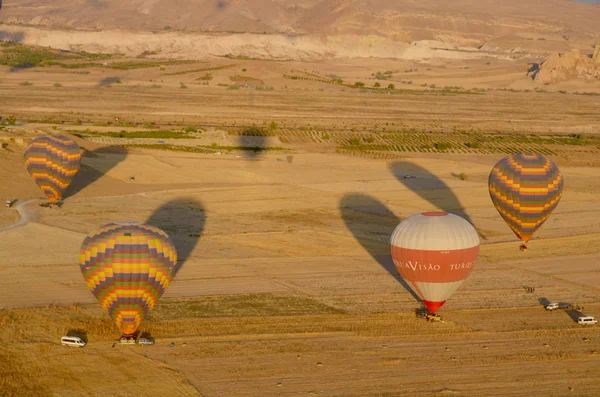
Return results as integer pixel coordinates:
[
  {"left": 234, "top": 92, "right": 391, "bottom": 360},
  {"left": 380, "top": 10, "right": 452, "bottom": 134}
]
[
  {"left": 390, "top": 212, "right": 480, "bottom": 313},
  {"left": 24, "top": 135, "right": 82, "bottom": 203},
  {"left": 79, "top": 223, "right": 177, "bottom": 336},
  {"left": 488, "top": 153, "right": 563, "bottom": 244}
]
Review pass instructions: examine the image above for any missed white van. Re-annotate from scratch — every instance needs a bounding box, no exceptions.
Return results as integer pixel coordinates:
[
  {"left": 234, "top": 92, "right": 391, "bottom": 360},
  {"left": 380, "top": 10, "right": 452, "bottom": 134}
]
[
  {"left": 577, "top": 316, "right": 597, "bottom": 326},
  {"left": 61, "top": 336, "right": 86, "bottom": 347}
]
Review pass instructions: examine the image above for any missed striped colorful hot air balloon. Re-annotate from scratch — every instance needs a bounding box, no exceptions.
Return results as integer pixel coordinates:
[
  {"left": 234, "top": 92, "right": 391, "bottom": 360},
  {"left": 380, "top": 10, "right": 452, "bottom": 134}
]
[
  {"left": 488, "top": 153, "right": 563, "bottom": 245},
  {"left": 390, "top": 212, "right": 480, "bottom": 313},
  {"left": 24, "top": 135, "right": 81, "bottom": 203},
  {"left": 79, "top": 223, "right": 177, "bottom": 336}
]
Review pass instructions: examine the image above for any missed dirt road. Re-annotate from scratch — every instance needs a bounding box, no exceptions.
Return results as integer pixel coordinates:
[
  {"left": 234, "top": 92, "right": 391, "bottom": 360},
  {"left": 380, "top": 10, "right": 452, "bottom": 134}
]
[{"left": 0, "top": 199, "right": 38, "bottom": 232}]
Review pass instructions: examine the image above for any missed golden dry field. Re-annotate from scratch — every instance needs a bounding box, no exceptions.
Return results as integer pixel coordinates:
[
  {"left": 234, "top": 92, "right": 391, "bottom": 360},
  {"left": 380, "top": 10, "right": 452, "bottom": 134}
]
[{"left": 1, "top": 42, "right": 600, "bottom": 397}]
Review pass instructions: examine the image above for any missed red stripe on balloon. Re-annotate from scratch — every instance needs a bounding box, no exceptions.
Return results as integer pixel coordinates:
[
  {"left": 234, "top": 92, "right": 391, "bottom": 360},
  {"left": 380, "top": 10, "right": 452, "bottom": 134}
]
[
  {"left": 390, "top": 245, "right": 480, "bottom": 283},
  {"left": 422, "top": 300, "right": 446, "bottom": 313}
]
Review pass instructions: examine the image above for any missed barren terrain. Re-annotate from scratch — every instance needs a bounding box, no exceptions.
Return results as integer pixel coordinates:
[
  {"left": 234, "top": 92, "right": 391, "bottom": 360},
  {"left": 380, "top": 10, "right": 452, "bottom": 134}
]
[{"left": 1, "top": 6, "right": 600, "bottom": 395}]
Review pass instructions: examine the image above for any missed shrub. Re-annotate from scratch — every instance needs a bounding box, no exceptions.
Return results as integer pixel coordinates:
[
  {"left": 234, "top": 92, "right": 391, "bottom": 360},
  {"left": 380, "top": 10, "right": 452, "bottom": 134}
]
[
  {"left": 434, "top": 142, "right": 451, "bottom": 151},
  {"left": 354, "top": 82, "right": 365, "bottom": 88},
  {"left": 180, "top": 82, "right": 188, "bottom": 89},
  {"left": 199, "top": 73, "right": 213, "bottom": 81},
  {"left": 349, "top": 138, "right": 361, "bottom": 145},
  {"left": 242, "top": 68, "right": 247, "bottom": 72},
  {"left": 241, "top": 126, "right": 265, "bottom": 136},
  {"left": 54, "top": 82, "right": 62, "bottom": 87},
  {"left": 115, "top": 78, "right": 122, "bottom": 84},
  {"left": 387, "top": 84, "right": 395, "bottom": 89},
  {"left": 19, "top": 81, "right": 33, "bottom": 86},
  {"left": 458, "top": 172, "right": 467, "bottom": 180},
  {"left": 374, "top": 82, "right": 381, "bottom": 88},
  {"left": 269, "top": 121, "right": 278, "bottom": 131},
  {"left": 227, "top": 84, "right": 240, "bottom": 90},
  {"left": 184, "top": 125, "right": 197, "bottom": 133}
]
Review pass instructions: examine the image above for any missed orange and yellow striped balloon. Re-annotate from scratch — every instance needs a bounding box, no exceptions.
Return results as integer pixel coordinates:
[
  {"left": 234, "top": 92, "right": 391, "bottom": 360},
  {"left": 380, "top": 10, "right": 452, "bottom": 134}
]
[
  {"left": 24, "top": 135, "right": 81, "bottom": 202},
  {"left": 79, "top": 223, "right": 177, "bottom": 336},
  {"left": 489, "top": 153, "right": 563, "bottom": 243}
]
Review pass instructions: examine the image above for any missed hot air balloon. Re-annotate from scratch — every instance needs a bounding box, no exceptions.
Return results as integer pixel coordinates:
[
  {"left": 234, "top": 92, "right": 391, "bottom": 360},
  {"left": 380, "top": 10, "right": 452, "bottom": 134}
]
[
  {"left": 390, "top": 212, "right": 480, "bottom": 313},
  {"left": 24, "top": 135, "right": 81, "bottom": 203},
  {"left": 79, "top": 223, "right": 177, "bottom": 336},
  {"left": 488, "top": 153, "right": 563, "bottom": 250}
]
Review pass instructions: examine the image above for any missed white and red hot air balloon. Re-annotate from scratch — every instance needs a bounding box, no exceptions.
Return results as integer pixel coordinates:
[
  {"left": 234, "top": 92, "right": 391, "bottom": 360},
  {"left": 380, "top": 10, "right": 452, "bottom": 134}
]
[{"left": 390, "top": 211, "right": 480, "bottom": 313}]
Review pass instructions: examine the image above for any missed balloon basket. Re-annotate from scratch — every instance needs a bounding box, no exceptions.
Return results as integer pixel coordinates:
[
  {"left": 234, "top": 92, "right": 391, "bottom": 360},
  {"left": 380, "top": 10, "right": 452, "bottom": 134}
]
[
  {"left": 415, "top": 308, "right": 443, "bottom": 322},
  {"left": 519, "top": 244, "right": 528, "bottom": 252},
  {"left": 39, "top": 201, "right": 63, "bottom": 209},
  {"left": 119, "top": 333, "right": 137, "bottom": 345},
  {"left": 425, "top": 313, "right": 442, "bottom": 322}
]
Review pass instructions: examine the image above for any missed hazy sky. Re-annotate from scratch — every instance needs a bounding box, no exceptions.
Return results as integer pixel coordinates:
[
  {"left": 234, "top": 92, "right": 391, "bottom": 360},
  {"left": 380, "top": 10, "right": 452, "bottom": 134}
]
[{"left": 574, "top": 0, "right": 600, "bottom": 4}]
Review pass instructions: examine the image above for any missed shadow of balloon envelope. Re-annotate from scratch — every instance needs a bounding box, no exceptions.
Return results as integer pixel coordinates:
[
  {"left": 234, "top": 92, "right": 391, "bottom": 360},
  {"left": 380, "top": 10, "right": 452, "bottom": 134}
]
[
  {"left": 565, "top": 309, "right": 584, "bottom": 324},
  {"left": 63, "top": 146, "right": 128, "bottom": 199},
  {"left": 389, "top": 161, "right": 486, "bottom": 240},
  {"left": 339, "top": 193, "right": 422, "bottom": 305},
  {"left": 98, "top": 77, "right": 122, "bottom": 87},
  {"left": 237, "top": 134, "right": 268, "bottom": 159},
  {"left": 66, "top": 328, "right": 88, "bottom": 343},
  {"left": 146, "top": 198, "right": 206, "bottom": 276}
]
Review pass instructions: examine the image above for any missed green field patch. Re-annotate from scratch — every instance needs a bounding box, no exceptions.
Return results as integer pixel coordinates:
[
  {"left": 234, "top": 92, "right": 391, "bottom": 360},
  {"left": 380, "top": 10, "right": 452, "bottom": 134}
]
[
  {"left": 152, "top": 293, "right": 346, "bottom": 320},
  {"left": 1, "top": 42, "right": 112, "bottom": 68},
  {"left": 199, "top": 144, "right": 288, "bottom": 152},
  {"left": 42, "top": 61, "right": 104, "bottom": 69},
  {"left": 120, "top": 144, "right": 214, "bottom": 153},
  {"left": 165, "top": 63, "right": 237, "bottom": 76},
  {"left": 104, "top": 60, "right": 198, "bottom": 70},
  {"left": 71, "top": 129, "right": 198, "bottom": 139}
]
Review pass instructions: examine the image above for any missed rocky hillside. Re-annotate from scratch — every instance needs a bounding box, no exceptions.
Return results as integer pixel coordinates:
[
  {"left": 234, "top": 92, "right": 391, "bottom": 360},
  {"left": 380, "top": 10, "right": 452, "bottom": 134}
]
[
  {"left": 531, "top": 46, "right": 600, "bottom": 83},
  {"left": 1, "top": 0, "right": 600, "bottom": 42}
]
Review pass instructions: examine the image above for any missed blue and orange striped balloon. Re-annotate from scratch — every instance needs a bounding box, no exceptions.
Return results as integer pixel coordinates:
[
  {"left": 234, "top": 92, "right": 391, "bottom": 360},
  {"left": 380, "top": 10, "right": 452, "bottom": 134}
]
[
  {"left": 488, "top": 153, "right": 564, "bottom": 244},
  {"left": 79, "top": 223, "right": 177, "bottom": 336},
  {"left": 24, "top": 135, "right": 81, "bottom": 202}
]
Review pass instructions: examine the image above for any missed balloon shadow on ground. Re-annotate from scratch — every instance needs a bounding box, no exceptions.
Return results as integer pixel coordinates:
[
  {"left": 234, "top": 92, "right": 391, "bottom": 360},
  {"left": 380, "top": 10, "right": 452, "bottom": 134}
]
[
  {"left": 66, "top": 328, "right": 88, "bottom": 343},
  {"left": 146, "top": 198, "right": 206, "bottom": 276},
  {"left": 538, "top": 297, "right": 551, "bottom": 308},
  {"left": 98, "top": 77, "right": 122, "bottom": 87},
  {"left": 339, "top": 193, "right": 422, "bottom": 304},
  {"left": 565, "top": 309, "right": 584, "bottom": 324},
  {"left": 237, "top": 134, "right": 267, "bottom": 160},
  {"left": 389, "top": 161, "right": 486, "bottom": 240},
  {"left": 0, "top": 30, "right": 24, "bottom": 43},
  {"left": 63, "top": 146, "right": 128, "bottom": 199}
]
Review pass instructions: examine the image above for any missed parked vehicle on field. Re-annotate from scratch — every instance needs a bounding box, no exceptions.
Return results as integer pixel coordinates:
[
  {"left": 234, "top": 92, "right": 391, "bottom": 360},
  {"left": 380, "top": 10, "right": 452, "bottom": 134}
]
[
  {"left": 138, "top": 338, "right": 154, "bottom": 345},
  {"left": 577, "top": 316, "right": 597, "bottom": 326},
  {"left": 545, "top": 303, "right": 560, "bottom": 311},
  {"left": 61, "top": 336, "right": 86, "bottom": 347}
]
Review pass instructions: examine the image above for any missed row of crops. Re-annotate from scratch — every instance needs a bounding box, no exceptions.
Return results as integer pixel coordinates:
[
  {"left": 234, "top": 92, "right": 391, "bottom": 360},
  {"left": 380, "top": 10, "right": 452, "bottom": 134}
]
[{"left": 227, "top": 128, "right": 600, "bottom": 156}]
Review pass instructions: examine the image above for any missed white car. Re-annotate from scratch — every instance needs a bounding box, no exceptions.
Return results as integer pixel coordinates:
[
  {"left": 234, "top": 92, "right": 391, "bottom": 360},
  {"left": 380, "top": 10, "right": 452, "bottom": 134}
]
[
  {"left": 138, "top": 338, "right": 155, "bottom": 345},
  {"left": 545, "top": 303, "right": 560, "bottom": 311},
  {"left": 61, "top": 336, "right": 86, "bottom": 347},
  {"left": 577, "top": 316, "right": 597, "bottom": 326}
]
